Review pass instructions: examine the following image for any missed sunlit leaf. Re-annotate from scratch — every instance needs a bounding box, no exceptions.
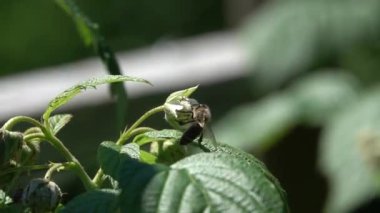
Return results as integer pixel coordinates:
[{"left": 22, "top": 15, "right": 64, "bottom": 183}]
[
  {"left": 43, "top": 75, "right": 150, "bottom": 123},
  {"left": 118, "top": 149, "right": 288, "bottom": 213},
  {"left": 48, "top": 114, "right": 73, "bottom": 135},
  {"left": 121, "top": 143, "right": 140, "bottom": 160}
]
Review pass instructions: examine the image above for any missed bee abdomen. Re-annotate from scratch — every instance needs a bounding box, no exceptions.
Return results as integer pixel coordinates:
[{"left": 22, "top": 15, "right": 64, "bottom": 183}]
[{"left": 180, "top": 123, "right": 203, "bottom": 145}]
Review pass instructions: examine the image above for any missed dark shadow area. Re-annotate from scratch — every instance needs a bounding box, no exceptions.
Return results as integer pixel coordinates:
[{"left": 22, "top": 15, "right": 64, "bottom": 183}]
[
  {"left": 264, "top": 126, "right": 328, "bottom": 213},
  {"left": 352, "top": 197, "right": 380, "bottom": 213}
]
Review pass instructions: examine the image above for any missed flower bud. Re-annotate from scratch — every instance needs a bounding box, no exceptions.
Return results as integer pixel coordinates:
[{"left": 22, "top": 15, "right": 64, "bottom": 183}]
[
  {"left": 0, "top": 129, "right": 24, "bottom": 166},
  {"left": 22, "top": 178, "right": 62, "bottom": 213},
  {"left": 164, "top": 97, "right": 198, "bottom": 130}
]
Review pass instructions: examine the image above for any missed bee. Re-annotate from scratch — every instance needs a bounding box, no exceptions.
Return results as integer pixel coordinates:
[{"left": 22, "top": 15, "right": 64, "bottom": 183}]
[{"left": 179, "top": 103, "right": 216, "bottom": 148}]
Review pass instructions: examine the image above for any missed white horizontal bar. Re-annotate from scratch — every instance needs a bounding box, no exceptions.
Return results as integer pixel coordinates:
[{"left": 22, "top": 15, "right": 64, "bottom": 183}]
[{"left": 0, "top": 32, "right": 248, "bottom": 121}]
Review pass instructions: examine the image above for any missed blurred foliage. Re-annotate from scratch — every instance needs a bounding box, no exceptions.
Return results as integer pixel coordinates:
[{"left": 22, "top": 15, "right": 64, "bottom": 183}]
[
  {"left": 215, "top": 0, "right": 380, "bottom": 212},
  {"left": 241, "top": 0, "right": 380, "bottom": 93},
  {"left": 215, "top": 72, "right": 359, "bottom": 153},
  {"left": 319, "top": 88, "right": 380, "bottom": 213},
  {"left": 0, "top": 0, "right": 224, "bottom": 76}
]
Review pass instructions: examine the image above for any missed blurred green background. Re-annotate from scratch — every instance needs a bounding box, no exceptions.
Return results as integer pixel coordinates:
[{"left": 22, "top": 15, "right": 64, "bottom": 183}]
[
  {"left": 3, "top": 0, "right": 380, "bottom": 213},
  {"left": 0, "top": 0, "right": 224, "bottom": 75}
]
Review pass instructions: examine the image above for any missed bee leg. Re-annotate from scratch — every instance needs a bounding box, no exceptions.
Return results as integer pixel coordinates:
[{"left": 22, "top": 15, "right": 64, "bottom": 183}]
[
  {"left": 197, "top": 132, "right": 204, "bottom": 144},
  {"left": 197, "top": 133, "right": 211, "bottom": 152}
]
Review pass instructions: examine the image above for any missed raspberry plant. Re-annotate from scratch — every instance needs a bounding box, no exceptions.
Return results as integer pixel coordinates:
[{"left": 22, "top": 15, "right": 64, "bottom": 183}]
[{"left": 0, "top": 75, "right": 288, "bottom": 212}]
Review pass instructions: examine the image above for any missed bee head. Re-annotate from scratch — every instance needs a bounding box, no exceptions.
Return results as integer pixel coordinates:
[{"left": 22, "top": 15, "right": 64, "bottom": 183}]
[{"left": 192, "top": 104, "right": 211, "bottom": 127}]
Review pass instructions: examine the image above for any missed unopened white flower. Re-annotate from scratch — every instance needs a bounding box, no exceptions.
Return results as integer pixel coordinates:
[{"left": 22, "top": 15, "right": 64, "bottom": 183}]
[{"left": 164, "top": 97, "right": 198, "bottom": 130}]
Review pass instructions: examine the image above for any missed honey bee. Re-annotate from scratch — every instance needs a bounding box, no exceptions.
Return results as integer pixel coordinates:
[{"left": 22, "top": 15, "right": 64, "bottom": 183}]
[{"left": 179, "top": 103, "right": 216, "bottom": 147}]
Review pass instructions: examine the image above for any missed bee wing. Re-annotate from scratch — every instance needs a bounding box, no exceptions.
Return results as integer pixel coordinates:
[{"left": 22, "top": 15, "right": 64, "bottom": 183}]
[{"left": 201, "top": 125, "right": 218, "bottom": 151}]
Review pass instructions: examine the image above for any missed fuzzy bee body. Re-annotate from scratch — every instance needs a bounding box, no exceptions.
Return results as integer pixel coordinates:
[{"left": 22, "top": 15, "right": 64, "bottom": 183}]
[{"left": 179, "top": 103, "right": 213, "bottom": 145}]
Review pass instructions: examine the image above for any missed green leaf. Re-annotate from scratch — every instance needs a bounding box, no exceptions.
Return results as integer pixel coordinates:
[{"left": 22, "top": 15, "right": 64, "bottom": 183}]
[
  {"left": 98, "top": 141, "right": 143, "bottom": 179},
  {"left": 134, "top": 152, "right": 287, "bottom": 213},
  {"left": 165, "top": 85, "right": 198, "bottom": 103},
  {"left": 43, "top": 75, "right": 150, "bottom": 122},
  {"left": 140, "top": 150, "right": 157, "bottom": 164},
  {"left": 215, "top": 143, "right": 287, "bottom": 203},
  {"left": 98, "top": 141, "right": 121, "bottom": 179},
  {"left": 319, "top": 87, "right": 380, "bottom": 213},
  {"left": 118, "top": 158, "right": 167, "bottom": 213},
  {"left": 60, "top": 189, "right": 119, "bottom": 213},
  {"left": 214, "top": 94, "right": 299, "bottom": 152},
  {"left": 133, "top": 129, "right": 182, "bottom": 146},
  {"left": 242, "top": 0, "right": 380, "bottom": 93},
  {"left": 289, "top": 71, "right": 359, "bottom": 125},
  {"left": 121, "top": 143, "right": 140, "bottom": 160},
  {"left": 134, "top": 129, "right": 215, "bottom": 154},
  {"left": 48, "top": 114, "right": 73, "bottom": 135}
]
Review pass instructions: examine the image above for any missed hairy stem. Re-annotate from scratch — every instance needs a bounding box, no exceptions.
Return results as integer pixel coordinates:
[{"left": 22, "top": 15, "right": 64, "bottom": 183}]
[
  {"left": 2, "top": 116, "right": 44, "bottom": 130},
  {"left": 117, "top": 105, "right": 164, "bottom": 145},
  {"left": 44, "top": 163, "right": 66, "bottom": 180},
  {"left": 129, "top": 127, "right": 156, "bottom": 139},
  {"left": 23, "top": 133, "right": 46, "bottom": 142},
  {"left": 92, "top": 105, "right": 164, "bottom": 186},
  {"left": 45, "top": 132, "right": 97, "bottom": 190},
  {"left": 2, "top": 115, "right": 97, "bottom": 191}
]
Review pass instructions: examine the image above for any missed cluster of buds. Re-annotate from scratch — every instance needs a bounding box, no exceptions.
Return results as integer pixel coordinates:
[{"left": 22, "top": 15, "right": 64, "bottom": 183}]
[
  {"left": 0, "top": 129, "right": 24, "bottom": 166},
  {"left": 0, "top": 129, "right": 40, "bottom": 189},
  {"left": 0, "top": 129, "right": 60, "bottom": 212},
  {"left": 0, "top": 129, "right": 39, "bottom": 167}
]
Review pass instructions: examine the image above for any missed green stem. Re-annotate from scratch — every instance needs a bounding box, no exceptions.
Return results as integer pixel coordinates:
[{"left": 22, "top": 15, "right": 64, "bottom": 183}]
[
  {"left": 2, "top": 115, "right": 97, "bottom": 191},
  {"left": 44, "top": 163, "right": 66, "bottom": 180},
  {"left": 45, "top": 132, "right": 97, "bottom": 190},
  {"left": 0, "top": 164, "right": 50, "bottom": 176},
  {"left": 92, "top": 170, "right": 105, "bottom": 187},
  {"left": 117, "top": 105, "right": 164, "bottom": 145},
  {"left": 23, "top": 133, "right": 46, "bottom": 142},
  {"left": 92, "top": 105, "right": 164, "bottom": 186},
  {"left": 129, "top": 127, "right": 156, "bottom": 139},
  {"left": 2, "top": 116, "right": 44, "bottom": 130}
]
